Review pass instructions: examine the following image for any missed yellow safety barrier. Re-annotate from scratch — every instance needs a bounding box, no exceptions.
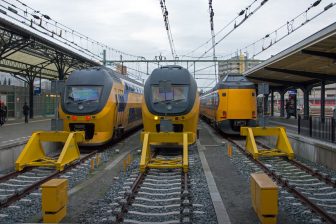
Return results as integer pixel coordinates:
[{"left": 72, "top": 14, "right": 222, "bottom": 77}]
[
  {"left": 250, "top": 173, "right": 278, "bottom": 224},
  {"left": 16, "top": 131, "right": 84, "bottom": 171},
  {"left": 240, "top": 127, "right": 294, "bottom": 160},
  {"left": 227, "top": 143, "right": 233, "bottom": 157},
  {"left": 139, "top": 132, "right": 195, "bottom": 173},
  {"left": 41, "top": 179, "right": 68, "bottom": 223}
]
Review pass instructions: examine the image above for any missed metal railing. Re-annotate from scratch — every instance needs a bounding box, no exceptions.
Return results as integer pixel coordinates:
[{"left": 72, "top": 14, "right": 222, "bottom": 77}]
[{"left": 298, "top": 115, "right": 335, "bottom": 143}]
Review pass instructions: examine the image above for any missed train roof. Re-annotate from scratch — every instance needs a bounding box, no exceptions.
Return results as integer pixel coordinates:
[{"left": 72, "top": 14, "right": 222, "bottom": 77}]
[
  {"left": 147, "top": 65, "right": 195, "bottom": 85},
  {"left": 67, "top": 66, "right": 143, "bottom": 87},
  {"left": 201, "top": 74, "right": 255, "bottom": 96}
]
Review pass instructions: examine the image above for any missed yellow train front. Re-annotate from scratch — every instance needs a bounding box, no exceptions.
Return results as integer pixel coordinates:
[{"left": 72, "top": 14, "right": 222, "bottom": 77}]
[
  {"left": 59, "top": 66, "right": 143, "bottom": 146},
  {"left": 200, "top": 74, "right": 257, "bottom": 134},
  {"left": 142, "top": 65, "right": 199, "bottom": 144}
]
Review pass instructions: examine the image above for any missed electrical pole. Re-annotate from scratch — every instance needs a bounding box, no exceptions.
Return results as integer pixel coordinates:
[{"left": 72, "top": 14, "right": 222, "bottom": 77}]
[{"left": 209, "top": 0, "right": 217, "bottom": 83}]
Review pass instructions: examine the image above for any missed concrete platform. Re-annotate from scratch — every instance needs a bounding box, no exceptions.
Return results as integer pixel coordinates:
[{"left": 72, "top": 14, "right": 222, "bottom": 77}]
[
  {"left": 0, "top": 118, "right": 51, "bottom": 148},
  {"left": 0, "top": 118, "right": 51, "bottom": 172},
  {"left": 198, "top": 120, "right": 297, "bottom": 224},
  {"left": 269, "top": 116, "right": 298, "bottom": 133}
]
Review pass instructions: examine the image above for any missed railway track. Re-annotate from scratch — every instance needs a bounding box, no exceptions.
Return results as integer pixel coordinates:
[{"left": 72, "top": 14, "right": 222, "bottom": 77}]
[
  {"left": 227, "top": 137, "right": 336, "bottom": 224},
  {"left": 0, "top": 151, "right": 96, "bottom": 209},
  {"left": 0, "top": 127, "right": 142, "bottom": 216},
  {"left": 111, "top": 152, "right": 191, "bottom": 224}
]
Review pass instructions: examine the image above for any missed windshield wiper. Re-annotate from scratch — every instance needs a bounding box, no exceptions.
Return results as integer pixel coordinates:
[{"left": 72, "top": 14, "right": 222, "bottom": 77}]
[
  {"left": 153, "top": 98, "right": 185, "bottom": 104},
  {"left": 153, "top": 99, "right": 170, "bottom": 104},
  {"left": 170, "top": 98, "right": 185, "bottom": 103},
  {"left": 76, "top": 99, "right": 97, "bottom": 103}
]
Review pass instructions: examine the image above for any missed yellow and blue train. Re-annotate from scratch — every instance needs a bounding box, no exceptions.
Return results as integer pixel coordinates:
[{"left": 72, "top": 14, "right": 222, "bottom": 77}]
[
  {"left": 142, "top": 65, "right": 199, "bottom": 143},
  {"left": 59, "top": 66, "right": 143, "bottom": 146},
  {"left": 200, "top": 74, "right": 257, "bottom": 134}
]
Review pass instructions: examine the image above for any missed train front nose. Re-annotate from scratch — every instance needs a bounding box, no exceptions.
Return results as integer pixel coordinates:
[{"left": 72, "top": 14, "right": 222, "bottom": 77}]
[{"left": 150, "top": 81, "right": 191, "bottom": 115}]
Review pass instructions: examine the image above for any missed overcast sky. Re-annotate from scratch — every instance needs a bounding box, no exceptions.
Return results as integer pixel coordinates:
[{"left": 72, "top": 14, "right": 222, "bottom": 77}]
[{"left": 16, "top": 0, "right": 336, "bottom": 87}]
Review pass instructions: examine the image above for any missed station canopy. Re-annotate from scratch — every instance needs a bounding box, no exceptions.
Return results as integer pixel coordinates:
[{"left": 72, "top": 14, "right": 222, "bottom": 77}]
[
  {"left": 0, "top": 17, "right": 99, "bottom": 80},
  {"left": 244, "top": 21, "right": 336, "bottom": 89}
]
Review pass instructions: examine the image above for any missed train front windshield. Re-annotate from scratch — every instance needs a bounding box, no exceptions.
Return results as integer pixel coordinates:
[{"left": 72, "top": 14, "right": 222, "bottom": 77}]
[
  {"left": 151, "top": 85, "right": 188, "bottom": 104},
  {"left": 65, "top": 86, "right": 103, "bottom": 104}
]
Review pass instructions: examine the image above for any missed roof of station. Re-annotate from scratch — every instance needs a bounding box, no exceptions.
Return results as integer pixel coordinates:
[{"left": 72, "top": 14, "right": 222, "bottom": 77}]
[
  {"left": 244, "top": 21, "right": 336, "bottom": 89},
  {"left": 0, "top": 17, "right": 100, "bottom": 80}
]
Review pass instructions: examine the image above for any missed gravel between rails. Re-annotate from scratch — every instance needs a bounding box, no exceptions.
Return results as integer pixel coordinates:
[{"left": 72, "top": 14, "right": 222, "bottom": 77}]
[
  {"left": 229, "top": 139, "right": 331, "bottom": 224},
  {"left": 77, "top": 144, "right": 218, "bottom": 224},
  {"left": 0, "top": 146, "right": 123, "bottom": 223}
]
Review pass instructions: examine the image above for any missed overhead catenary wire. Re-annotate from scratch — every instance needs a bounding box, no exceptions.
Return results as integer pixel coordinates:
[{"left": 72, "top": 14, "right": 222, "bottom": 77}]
[
  {"left": 2, "top": 0, "right": 154, "bottom": 75},
  {"left": 187, "top": 0, "right": 269, "bottom": 71},
  {"left": 193, "top": 0, "right": 270, "bottom": 63},
  {"left": 197, "top": 0, "right": 334, "bottom": 91},
  {"left": 1, "top": 0, "right": 152, "bottom": 82},
  {"left": 181, "top": 0, "right": 260, "bottom": 58},
  {"left": 221, "top": 0, "right": 335, "bottom": 60},
  {"left": 159, "top": 0, "right": 177, "bottom": 59}
]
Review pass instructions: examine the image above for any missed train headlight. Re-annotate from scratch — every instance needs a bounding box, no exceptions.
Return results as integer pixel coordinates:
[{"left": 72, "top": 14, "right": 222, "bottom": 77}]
[
  {"left": 85, "top": 116, "right": 91, "bottom": 121},
  {"left": 154, "top": 116, "right": 159, "bottom": 120},
  {"left": 71, "top": 115, "right": 78, "bottom": 121}
]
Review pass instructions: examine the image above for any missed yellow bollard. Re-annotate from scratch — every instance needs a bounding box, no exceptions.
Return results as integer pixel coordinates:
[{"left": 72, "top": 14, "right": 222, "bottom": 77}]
[
  {"left": 96, "top": 153, "right": 101, "bottom": 166},
  {"left": 41, "top": 179, "right": 68, "bottom": 223},
  {"left": 228, "top": 143, "right": 232, "bottom": 157},
  {"left": 128, "top": 153, "right": 132, "bottom": 164},
  {"left": 90, "top": 159, "right": 95, "bottom": 171}
]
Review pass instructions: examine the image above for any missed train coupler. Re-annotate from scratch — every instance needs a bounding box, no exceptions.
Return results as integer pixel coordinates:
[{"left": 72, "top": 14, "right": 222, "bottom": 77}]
[
  {"left": 15, "top": 131, "right": 85, "bottom": 171},
  {"left": 139, "top": 132, "right": 195, "bottom": 173},
  {"left": 240, "top": 127, "right": 294, "bottom": 160}
]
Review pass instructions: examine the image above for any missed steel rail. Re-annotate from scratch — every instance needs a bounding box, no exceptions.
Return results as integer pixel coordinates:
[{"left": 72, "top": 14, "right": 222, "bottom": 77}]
[
  {"left": 256, "top": 140, "right": 336, "bottom": 188},
  {"left": 0, "top": 126, "right": 143, "bottom": 209},
  {"left": 0, "top": 151, "right": 97, "bottom": 209},
  {"left": 0, "top": 167, "right": 33, "bottom": 183},
  {"left": 226, "top": 137, "right": 336, "bottom": 224}
]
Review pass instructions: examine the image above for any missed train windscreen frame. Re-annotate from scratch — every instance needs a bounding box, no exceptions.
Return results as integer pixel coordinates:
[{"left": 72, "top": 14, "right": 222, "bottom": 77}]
[
  {"left": 65, "top": 86, "right": 103, "bottom": 104},
  {"left": 151, "top": 85, "right": 189, "bottom": 104}
]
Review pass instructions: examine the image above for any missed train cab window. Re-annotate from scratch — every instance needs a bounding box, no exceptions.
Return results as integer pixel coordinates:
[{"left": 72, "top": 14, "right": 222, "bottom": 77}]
[
  {"left": 65, "top": 86, "right": 102, "bottom": 103},
  {"left": 152, "top": 84, "right": 188, "bottom": 104}
]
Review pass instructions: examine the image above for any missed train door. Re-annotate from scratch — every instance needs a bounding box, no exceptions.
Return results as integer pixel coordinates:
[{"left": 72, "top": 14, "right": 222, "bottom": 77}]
[
  {"left": 114, "top": 90, "right": 125, "bottom": 137},
  {"left": 214, "top": 93, "right": 219, "bottom": 121},
  {"left": 117, "top": 94, "right": 125, "bottom": 127}
]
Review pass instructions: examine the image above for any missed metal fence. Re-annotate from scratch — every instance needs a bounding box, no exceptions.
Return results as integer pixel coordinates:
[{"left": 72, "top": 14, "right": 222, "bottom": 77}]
[{"left": 298, "top": 115, "right": 335, "bottom": 143}]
